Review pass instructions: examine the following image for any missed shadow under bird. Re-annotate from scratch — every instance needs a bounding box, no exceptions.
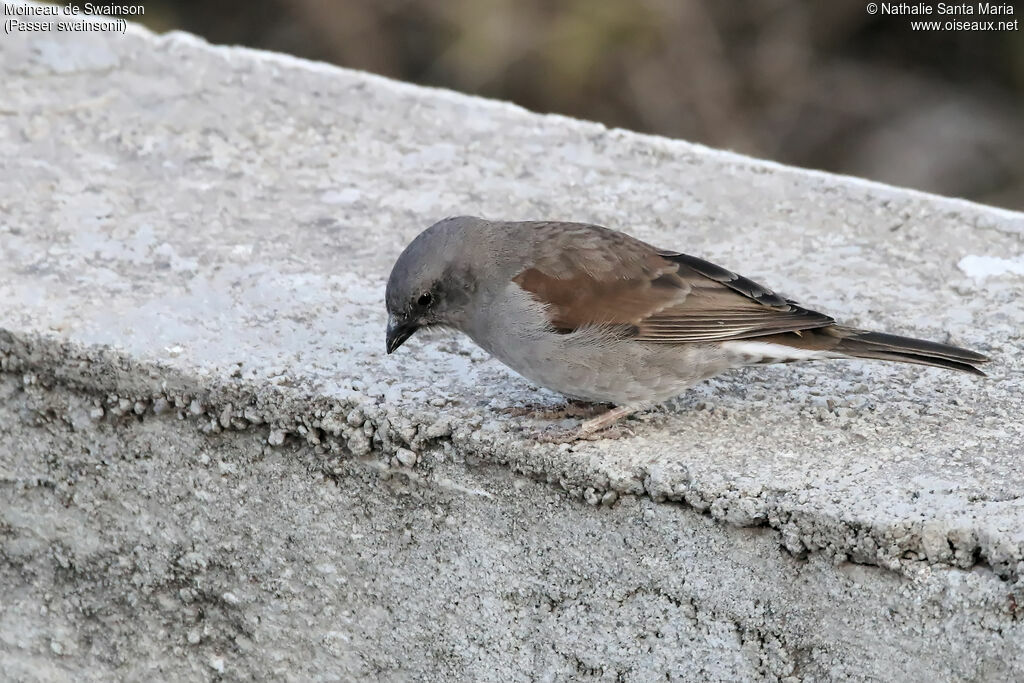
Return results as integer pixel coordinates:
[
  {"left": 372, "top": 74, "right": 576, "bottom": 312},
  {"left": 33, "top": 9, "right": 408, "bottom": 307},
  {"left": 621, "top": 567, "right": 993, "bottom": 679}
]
[{"left": 385, "top": 217, "right": 989, "bottom": 441}]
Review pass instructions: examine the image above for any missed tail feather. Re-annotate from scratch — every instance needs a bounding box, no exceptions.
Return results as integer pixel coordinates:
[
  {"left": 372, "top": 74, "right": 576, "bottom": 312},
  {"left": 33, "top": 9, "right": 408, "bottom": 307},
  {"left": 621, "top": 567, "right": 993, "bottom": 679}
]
[
  {"left": 829, "top": 328, "right": 989, "bottom": 376},
  {"left": 755, "top": 326, "right": 990, "bottom": 376}
]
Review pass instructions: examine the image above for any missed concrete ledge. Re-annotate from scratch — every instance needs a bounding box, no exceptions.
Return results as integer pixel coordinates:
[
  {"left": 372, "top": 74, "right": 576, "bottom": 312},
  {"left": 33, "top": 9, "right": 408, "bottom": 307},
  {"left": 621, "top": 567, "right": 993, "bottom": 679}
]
[{"left": 3, "top": 4, "right": 1024, "bottom": 679}]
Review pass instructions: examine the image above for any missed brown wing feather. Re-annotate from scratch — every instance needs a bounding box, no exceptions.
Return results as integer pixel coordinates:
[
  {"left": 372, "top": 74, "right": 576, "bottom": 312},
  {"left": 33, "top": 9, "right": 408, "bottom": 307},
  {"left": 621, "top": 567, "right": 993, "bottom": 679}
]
[
  {"left": 511, "top": 223, "right": 834, "bottom": 342},
  {"left": 635, "top": 253, "right": 834, "bottom": 341}
]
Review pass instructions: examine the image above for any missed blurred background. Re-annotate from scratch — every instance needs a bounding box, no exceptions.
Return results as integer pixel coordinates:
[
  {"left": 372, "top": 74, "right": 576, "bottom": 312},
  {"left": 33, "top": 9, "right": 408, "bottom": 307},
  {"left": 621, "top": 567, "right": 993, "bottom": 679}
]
[{"left": 69, "top": 0, "right": 1024, "bottom": 210}]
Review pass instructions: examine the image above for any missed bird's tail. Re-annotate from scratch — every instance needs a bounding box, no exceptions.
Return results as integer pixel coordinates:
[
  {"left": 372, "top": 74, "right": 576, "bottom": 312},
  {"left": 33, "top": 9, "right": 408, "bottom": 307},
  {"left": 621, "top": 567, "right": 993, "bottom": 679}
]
[
  {"left": 827, "top": 327, "right": 989, "bottom": 376},
  {"left": 754, "top": 326, "right": 990, "bottom": 376}
]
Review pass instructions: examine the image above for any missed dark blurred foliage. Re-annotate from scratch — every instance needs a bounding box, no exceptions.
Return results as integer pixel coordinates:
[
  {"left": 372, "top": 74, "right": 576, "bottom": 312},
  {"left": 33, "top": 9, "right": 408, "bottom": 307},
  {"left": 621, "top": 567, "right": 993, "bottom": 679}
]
[{"left": 76, "top": 0, "right": 1024, "bottom": 209}]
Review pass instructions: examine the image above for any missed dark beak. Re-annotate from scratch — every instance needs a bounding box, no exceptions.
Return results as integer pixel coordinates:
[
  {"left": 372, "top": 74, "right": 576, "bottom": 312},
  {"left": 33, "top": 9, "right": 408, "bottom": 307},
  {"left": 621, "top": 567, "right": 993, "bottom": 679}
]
[{"left": 386, "top": 315, "right": 418, "bottom": 354}]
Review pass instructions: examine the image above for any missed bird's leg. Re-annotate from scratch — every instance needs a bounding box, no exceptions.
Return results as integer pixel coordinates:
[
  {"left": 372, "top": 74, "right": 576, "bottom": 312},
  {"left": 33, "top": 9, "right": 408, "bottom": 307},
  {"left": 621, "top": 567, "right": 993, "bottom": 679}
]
[
  {"left": 577, "top": 405, "right": 638, "bottom": 438},
  {"left": 501, "top": 399, "right": 609, "bottom": 421},
  {"left": 563, "top": 399, "right": 612, "bottom": 419},
  {"left": 534, "top": 405, "right": 638, "bottom": 443}
]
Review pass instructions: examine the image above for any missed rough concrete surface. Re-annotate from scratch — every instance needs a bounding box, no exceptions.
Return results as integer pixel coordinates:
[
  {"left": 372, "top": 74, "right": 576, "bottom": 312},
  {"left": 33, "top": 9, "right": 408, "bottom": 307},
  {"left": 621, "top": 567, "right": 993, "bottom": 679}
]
[{"left": 2, "top": 3, "right": 1024, "bottom": 681}]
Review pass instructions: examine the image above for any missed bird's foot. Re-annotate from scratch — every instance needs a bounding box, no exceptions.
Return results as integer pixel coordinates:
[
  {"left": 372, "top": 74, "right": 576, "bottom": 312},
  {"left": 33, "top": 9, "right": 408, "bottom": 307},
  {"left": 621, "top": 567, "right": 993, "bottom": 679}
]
[
  {"left": 532, "top": 423, "right": 634, "bottom": 443},
  {"left": 501, "top": 399, "right": 610, "bottom": 421},
  {"left": 529, "top": 405, "right": 639, "bottom": 443}
]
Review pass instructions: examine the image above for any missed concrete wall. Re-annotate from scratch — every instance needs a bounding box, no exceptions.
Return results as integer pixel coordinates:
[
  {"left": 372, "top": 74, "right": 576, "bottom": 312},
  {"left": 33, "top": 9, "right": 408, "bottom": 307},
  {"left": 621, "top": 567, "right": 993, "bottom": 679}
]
[{"left": 3, "top": 4, "right": 1024, "bottom": 681}]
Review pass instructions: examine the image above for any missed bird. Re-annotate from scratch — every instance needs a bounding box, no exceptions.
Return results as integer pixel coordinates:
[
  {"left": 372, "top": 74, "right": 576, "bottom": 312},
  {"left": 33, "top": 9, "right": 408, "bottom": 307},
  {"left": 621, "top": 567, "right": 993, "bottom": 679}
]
[{"left": 384, "top": 216, "right": 989, "bottom": 441}]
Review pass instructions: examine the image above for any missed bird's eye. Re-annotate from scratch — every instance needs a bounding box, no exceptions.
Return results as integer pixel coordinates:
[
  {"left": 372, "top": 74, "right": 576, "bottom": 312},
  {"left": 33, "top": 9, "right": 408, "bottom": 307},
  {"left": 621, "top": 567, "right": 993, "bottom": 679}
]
[{"left": 417, "top": 292, "right": 433, "bottom": 307}]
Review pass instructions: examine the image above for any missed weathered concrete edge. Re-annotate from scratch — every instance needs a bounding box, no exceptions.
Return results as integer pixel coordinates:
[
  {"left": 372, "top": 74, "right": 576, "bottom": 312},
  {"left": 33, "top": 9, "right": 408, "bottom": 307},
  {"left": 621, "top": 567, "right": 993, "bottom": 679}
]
[{"left": 2, "top": 326, "right": 1018, "bottom": 583}]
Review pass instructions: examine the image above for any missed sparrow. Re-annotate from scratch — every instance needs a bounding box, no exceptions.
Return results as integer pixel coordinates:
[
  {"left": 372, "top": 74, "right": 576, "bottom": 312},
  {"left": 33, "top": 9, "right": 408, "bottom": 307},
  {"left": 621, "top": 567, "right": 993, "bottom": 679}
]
[{"left": 385, "top": 216, "right": 989, "bottom": 441}]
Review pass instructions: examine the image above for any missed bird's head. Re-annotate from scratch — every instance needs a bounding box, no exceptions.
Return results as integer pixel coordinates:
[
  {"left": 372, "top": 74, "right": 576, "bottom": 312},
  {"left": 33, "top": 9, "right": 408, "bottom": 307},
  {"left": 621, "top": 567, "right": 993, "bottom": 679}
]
[{"left": 384, "top": 216, "right": 487, "bottom": 354}]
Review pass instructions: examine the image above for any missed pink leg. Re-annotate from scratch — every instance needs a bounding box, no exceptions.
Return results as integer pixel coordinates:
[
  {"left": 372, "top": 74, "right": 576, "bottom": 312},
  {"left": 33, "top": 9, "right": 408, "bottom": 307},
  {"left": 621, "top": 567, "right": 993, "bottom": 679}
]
[
  {"left": 535, "top": 405, "right": 639, "bottom": 443},
  {"left": 578, "top": 405, "right": 637, "bottom": 437}
]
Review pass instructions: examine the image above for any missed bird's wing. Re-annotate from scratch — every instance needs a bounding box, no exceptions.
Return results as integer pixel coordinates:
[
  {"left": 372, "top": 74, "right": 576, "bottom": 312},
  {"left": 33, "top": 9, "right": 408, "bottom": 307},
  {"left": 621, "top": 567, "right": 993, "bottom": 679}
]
[{"left": 511, "top": 223, "right": 834, "bottom": 342}]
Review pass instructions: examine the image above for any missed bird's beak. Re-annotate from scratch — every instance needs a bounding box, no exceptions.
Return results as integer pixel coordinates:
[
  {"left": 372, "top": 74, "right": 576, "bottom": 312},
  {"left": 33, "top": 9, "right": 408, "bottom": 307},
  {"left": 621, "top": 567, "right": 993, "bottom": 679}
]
[{"left": 386, "top": 314, "right": 418, "bottom": 354}]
